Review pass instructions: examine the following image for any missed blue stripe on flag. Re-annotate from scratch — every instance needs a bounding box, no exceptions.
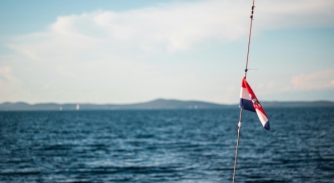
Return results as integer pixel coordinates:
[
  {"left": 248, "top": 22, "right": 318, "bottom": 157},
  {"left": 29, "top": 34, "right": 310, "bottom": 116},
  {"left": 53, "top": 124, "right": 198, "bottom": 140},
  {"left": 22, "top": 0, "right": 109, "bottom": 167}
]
[
  {"left": 264, "top": 121, "right": 270, "bottom": 130},
  {"left": 239, "top": 98, "right": 255, "bottom": 112}
]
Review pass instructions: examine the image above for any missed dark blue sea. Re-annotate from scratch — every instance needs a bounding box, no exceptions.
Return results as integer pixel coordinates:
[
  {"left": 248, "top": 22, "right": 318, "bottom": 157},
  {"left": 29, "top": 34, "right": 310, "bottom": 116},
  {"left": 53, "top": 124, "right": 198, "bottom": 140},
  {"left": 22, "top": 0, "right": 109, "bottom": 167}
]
[{"left": 0, "top": 108, "right": 333, "bottom": 183}]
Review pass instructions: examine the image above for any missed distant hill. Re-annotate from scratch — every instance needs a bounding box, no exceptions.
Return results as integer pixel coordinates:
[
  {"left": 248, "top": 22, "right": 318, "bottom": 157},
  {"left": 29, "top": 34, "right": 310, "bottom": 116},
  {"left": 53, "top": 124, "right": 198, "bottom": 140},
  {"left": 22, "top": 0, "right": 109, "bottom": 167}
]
[
  {"left": 0, "top": 99, "right": 333, "bottom": 111},
  {"left": 261, "top": 101, "right": 334, "bottom": 108}
]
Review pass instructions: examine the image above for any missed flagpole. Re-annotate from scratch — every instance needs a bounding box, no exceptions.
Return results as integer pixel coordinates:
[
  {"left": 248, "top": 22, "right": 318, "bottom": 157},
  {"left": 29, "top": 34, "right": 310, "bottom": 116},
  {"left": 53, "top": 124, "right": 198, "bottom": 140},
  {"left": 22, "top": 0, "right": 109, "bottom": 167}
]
[{"left": 232, "top": 0, "right": 255, "bottom": 182}]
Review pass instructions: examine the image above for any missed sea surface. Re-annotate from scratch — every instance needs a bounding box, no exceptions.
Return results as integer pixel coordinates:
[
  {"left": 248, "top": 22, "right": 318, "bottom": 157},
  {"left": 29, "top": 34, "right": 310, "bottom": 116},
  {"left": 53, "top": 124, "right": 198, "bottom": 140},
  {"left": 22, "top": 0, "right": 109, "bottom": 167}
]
[{"left": 0, "top": 108, "right": 333, "bottom": 183}]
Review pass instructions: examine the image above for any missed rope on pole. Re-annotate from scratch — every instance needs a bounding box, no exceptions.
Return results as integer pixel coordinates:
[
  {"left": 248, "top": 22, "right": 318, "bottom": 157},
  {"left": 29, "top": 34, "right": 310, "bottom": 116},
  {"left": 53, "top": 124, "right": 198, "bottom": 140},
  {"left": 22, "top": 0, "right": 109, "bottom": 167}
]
[
  {"left": 232, "top": 0, "right": 255, "bottom": 182},
  {"left": 244, "top": 0, "right": 255, "bottom": 78}
]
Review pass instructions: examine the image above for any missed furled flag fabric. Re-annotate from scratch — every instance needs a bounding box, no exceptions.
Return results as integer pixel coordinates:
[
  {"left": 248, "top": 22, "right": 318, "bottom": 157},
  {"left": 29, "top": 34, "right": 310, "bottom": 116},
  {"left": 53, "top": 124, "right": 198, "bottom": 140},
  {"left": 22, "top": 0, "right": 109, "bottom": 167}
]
[{"left": 239, "top": 77, "right": 270, "bottom": 130}]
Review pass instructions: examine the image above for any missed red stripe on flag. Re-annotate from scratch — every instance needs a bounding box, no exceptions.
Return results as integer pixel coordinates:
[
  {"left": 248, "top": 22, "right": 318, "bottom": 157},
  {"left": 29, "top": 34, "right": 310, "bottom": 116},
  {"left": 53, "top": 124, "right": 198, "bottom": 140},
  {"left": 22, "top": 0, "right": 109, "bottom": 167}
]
[{"left": 242, "top": 78, "right": 268, "bottom": 119}]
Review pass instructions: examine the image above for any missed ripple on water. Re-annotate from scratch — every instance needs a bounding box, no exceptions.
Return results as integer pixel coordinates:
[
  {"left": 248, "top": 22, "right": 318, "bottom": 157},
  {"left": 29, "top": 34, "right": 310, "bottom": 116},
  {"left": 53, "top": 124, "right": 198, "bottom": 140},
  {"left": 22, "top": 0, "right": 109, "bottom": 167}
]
[{"left": 0, "top": 108, "right": 333, "bottom": 182}]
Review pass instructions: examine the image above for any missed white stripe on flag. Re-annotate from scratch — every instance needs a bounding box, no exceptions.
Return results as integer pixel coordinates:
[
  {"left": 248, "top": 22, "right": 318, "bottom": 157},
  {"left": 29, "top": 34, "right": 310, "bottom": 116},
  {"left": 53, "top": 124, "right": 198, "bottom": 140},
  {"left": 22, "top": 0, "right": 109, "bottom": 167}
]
[
  {"left": 255, "top": 109, "right": 269, "bottom": 126},
  {"left": 240, "top": 87, "right": 251, "bottom": 100}
]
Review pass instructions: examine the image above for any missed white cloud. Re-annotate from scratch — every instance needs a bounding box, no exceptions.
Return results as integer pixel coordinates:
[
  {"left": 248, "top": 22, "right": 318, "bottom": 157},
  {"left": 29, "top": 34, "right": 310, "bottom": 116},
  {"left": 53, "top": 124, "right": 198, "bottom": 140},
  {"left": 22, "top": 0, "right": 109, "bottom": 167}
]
[
  {"left": 0, "top": 66, "right": 22, "bottom": 100},
  {"left": 8, "top": 0, "right": 334, "bottom": 56},
  {"left": 2, "top": 0, "right": 334, "bottom": 103},
  {"left": 0, "top": 66, "right": 20, "bottom": 84},
  {"left": 256, "top": 0, "right": 334, "bottom": 31},
  {"left": 291, "top": 69, "right": 334, "bottom": 90}
]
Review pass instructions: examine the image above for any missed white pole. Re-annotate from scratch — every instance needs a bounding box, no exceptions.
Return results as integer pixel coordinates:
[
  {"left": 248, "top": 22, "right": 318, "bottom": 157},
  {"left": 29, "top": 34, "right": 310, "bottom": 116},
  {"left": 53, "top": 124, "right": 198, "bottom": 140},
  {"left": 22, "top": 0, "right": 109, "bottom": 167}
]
[{"left": 232, "top": 0, "right": 255, "bottom": 182}]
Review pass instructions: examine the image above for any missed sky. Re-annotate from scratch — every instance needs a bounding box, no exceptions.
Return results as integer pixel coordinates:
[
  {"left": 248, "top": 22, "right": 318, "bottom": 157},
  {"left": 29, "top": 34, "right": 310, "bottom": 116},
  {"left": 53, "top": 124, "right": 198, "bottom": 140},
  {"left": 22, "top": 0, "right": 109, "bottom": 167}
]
[{"left": 0, "top": 0, "right": 333, "bottom": 104}]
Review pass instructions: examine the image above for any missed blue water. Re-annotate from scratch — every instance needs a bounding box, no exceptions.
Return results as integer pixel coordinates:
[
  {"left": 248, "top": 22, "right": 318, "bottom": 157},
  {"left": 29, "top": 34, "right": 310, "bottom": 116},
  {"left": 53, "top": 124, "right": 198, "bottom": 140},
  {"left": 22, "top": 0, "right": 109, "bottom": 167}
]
[{"left": 0, "top": 108, "right": 333, "bottom": 182}]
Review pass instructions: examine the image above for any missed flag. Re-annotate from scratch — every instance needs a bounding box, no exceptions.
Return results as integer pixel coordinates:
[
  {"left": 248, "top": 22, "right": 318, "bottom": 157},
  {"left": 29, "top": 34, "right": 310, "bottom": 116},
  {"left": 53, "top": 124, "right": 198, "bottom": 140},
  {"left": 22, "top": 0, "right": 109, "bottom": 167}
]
[{"left": 239, "top": 77, "right": 270, "bottom": 130}]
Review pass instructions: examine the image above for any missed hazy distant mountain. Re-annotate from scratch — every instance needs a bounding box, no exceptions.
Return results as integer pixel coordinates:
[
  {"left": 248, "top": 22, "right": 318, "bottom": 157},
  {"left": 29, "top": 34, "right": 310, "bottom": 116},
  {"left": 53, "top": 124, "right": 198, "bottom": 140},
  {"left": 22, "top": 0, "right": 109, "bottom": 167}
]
[
  {"left": 260, "top": 101, "right": 334, "bottom": 107},
  {"left": 0, "top": 99, "right": 230, "bottom": 111},
  {"left": 0, "top": 99, "right": 333, "bottom": 111}
]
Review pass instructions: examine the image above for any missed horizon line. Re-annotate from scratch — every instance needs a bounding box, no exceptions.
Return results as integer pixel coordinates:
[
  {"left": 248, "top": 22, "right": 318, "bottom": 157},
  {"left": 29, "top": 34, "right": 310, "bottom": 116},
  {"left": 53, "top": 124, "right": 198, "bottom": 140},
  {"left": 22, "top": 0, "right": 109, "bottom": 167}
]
[{"left": 1, "top": 98, "right": 334, "bottom": 106}]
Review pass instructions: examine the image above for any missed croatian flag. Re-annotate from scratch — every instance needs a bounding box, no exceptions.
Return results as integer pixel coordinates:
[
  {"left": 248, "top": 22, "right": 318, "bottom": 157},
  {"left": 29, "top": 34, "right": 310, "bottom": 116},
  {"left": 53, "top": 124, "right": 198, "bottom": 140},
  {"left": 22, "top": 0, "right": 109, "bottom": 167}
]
[{"left": 239, "top": 77, "right": 270, "bottom": 130}]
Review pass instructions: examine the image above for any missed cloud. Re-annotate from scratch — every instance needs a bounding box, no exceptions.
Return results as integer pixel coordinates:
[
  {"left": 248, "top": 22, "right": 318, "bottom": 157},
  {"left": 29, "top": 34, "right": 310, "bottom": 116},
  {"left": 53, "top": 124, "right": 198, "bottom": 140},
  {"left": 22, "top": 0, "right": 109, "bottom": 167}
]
[
  {"left": 291, "top": 69, "right": 334, "bottom": 90},
  {"left": 0, "top": 66, "right": 19, "bottom": 84},
  {"left": 256, "top": 0, "right": 334, "bottom": 30},
  {"left": 8, "top": 0, "right": 334, "bottom": 56},
  {"left": 2, "top": 0, "right": 334, "bottom": 103},
  {"left": 0, "top": 66, "right": 22, "bottom": 100}
]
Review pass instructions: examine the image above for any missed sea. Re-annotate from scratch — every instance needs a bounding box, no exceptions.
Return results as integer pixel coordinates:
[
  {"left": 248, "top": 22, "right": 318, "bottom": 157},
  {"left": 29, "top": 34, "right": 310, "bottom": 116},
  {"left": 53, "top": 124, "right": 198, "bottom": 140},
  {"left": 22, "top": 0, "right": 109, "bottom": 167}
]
[{"left": 0, "top": 107, "right": 333, "bottom": 183}]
